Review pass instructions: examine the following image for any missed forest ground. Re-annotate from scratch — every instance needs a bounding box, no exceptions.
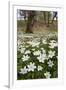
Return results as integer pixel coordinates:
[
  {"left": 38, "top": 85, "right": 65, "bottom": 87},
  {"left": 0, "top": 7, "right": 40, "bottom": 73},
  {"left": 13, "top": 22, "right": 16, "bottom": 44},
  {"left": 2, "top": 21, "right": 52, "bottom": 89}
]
[{"left": 17, "top": 20, "right": 58, "bottom": 41}]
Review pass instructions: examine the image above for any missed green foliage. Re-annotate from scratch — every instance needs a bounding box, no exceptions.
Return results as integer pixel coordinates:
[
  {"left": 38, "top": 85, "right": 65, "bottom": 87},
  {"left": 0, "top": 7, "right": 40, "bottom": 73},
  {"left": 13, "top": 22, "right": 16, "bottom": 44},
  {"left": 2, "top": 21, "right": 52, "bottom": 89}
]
[{"left": 17, "top": 37, "right": 58, "bottom": 80}]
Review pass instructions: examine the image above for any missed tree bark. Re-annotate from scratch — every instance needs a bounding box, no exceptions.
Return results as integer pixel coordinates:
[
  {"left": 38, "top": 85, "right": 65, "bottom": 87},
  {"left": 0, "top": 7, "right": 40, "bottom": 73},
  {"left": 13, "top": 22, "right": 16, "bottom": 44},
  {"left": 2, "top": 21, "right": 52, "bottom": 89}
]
[
  {"left": 26, "top": 11, "right": 36, "bottom": 33},
  {"left": 47, "top": 12, "right": 50, "bottom": 27},
  {"left": 43, "top": 11, "right": 46, "bottom": 24}
]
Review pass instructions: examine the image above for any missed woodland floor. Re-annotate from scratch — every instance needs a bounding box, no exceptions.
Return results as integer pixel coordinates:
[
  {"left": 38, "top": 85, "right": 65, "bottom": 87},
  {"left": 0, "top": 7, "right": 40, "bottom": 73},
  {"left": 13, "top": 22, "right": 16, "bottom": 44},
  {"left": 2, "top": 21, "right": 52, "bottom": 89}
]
[{"left": 17, "top": 20, "right": 58, "bottom": 41}]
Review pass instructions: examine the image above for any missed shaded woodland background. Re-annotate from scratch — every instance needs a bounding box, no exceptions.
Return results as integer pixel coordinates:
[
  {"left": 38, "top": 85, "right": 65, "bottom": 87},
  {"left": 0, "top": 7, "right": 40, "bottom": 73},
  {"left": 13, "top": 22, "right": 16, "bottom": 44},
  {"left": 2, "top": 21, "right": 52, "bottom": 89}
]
[{"left": 17, "top": 10, "right": 58, "bottom": 34}]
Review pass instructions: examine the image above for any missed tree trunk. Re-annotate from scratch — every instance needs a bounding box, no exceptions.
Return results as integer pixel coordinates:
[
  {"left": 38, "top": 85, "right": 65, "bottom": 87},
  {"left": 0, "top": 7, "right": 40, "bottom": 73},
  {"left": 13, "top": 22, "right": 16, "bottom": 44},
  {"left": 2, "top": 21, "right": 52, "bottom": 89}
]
[
  {"left": 26, "top": 11, "right": 36, "bottom": 33},
  {"left": 43, "top": 11, "right": 46, "bottom": 24},
  {"left": 52, "top": 12, "right": 57, "bottom": 24},
  {"left": 47, "top": 12, "right": 50, "bottom": 27}
]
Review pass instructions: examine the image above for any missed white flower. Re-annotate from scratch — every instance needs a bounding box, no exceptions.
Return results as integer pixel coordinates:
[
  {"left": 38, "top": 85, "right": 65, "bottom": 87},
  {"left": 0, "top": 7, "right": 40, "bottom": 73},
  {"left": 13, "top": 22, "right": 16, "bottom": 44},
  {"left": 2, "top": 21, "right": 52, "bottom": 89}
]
[
  {"left": 33, "top": 50, "right": 41, "bottom": 56},
  {"left": 41, "top": 48, "right": 44, "bottom": 50},
  {"left": 25, "top": 45, "right": 29, "bottom": 48},
  {"left": 37, "top": 53, "right": 46, "bottom": 63},
  {"left": 43, "top": 50, "right": 46, "bottom": 54},
  {"left": 41, "top": 48, "right": 46, "bottom": 54},
  {"left": 27, "top": 41, "right": 40, "bottom": 47},
  {"left": 32, "top": 42, "right": 40, "bottom": 47},
  {"left": 47, "top": 60, "right": 54, "bottom": 68},
  {"left": 20, "top": 66, "right": 28, "bottom": 74},
  {"left": 44, "top": 71, "right": 51, "bottom": 78},
  {"left": 42, "top": 39, "right": 47, "bottom": 44},
  {"left": 21, "top": 47, "right": 25, "bottom": 53},
  {"left": 48, "top": 50, "right": 55, "bottom": 58},
  {"left": 22, "top": 55, "right": 29, "bottom": 61},
  {"left": 37, "top": 66, "right": 43, "bottom": 71},
  {"left": 49, "top": 41, "right": 58, "bottom": 48},
  {"left": 25, "top": 50, "right": 31, "bottom": 54},
  {"left": 27, "top": 41, "right": 32, "bottom": 45},
  {"left": 27, "top": 62, "right": 36, "bottom": 72},
  {"left": 32, "top": 48, "right": 35, "bottom": 51},
  {"left": 17, "top": 40, "right": 21, "bottom": 46},
  {"left": 20, "top": 45, "right": 23, "bottom": 48},
  {"left": 50, "top": 40, "right": 56, "bottom": 43}
]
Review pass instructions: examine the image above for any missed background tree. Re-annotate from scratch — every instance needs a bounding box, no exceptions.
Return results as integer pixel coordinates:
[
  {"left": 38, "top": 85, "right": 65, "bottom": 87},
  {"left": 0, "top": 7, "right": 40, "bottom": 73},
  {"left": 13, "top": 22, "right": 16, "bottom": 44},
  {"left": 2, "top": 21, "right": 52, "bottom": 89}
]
[
  {"left": 43, "top": 11, "right": 46, "bottom": 24},
  {"left": 26, "top": 11, "right": 36, "bottom": 33},
  {"left": 52, "top": 12, "right": 57, "bottom": 24},
  {"left": 43, "top": 11, "right": 50, "bottom": 27}
]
